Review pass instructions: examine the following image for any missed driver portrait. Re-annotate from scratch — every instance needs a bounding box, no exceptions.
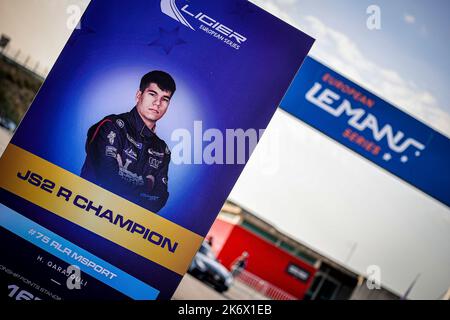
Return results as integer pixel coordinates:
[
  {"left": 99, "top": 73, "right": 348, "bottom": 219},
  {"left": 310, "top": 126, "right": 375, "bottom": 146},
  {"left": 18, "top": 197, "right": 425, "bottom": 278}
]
[{"left": 80, "top": 70, "right": 175, "bottom": 213}]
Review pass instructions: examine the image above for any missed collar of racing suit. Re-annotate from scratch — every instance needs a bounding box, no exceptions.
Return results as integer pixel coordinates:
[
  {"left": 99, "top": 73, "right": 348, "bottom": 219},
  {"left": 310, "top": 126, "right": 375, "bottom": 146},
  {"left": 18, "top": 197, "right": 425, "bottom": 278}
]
[{"left": 130, "top": 106, "right": 157, "bottom": 139}]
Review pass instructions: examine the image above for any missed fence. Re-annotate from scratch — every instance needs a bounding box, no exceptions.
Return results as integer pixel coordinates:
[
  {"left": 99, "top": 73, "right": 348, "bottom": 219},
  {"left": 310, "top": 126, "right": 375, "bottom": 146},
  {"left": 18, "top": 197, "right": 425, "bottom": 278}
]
[
  {"left": 1, "top": 45, "right": 48, "bottom": 79},
  {"left": 234, "top": 269, "right": 298, "bottom": 300}
]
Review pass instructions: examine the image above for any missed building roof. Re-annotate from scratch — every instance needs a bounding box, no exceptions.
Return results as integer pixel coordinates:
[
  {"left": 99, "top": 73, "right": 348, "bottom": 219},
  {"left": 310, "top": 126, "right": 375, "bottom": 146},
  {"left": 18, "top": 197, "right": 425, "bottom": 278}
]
[{"left": 221, "top": 200, "right": 360, "bottom": 279}]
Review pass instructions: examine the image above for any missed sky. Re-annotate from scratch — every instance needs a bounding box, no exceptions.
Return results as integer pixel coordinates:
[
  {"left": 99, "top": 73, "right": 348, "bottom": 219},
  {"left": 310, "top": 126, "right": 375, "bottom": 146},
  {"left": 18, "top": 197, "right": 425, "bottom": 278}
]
[{"left": 0, "top": 0, "right": 449, "bottom": 299}]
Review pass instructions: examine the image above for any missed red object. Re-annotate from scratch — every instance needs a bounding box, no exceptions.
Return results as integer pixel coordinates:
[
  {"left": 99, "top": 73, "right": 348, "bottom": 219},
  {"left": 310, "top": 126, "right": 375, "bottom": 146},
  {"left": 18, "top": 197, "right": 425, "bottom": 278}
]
[
  {"left": 207, "top": 218, "right": 317, "bottom": 299},
  {"left": 88, "top": 119, "right": 112, "bottom": 144}
]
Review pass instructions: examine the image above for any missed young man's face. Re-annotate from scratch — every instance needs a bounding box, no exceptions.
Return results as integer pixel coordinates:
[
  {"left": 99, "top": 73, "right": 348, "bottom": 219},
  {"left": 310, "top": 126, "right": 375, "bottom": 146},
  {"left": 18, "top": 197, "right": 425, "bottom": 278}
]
[{"left": 136, "top": 82, "right": 172, "bottom": 124}]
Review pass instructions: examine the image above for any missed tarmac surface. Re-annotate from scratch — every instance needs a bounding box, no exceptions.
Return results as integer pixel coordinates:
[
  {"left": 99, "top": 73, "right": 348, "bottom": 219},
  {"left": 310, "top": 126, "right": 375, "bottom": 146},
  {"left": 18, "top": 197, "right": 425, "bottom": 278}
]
[{"left": 172, "top": 274, "right": 268, "bottom": 300}]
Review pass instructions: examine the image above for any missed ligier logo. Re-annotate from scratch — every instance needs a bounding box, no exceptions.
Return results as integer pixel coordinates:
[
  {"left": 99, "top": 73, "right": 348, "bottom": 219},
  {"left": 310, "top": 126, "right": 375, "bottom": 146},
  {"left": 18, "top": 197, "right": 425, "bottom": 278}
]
[
  {"left": 160, "top": 0, "right": 247, "bottom": 50},
  {"left": 160, "top": 0, "right": 195, "bottom": 30}
]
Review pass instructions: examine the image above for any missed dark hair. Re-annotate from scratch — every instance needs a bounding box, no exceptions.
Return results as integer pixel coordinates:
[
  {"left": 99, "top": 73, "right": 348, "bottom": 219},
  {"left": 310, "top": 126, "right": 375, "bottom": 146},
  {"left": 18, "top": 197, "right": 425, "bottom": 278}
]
[{"left": 139, "top": 70, "right": 176, "bottom": 96}]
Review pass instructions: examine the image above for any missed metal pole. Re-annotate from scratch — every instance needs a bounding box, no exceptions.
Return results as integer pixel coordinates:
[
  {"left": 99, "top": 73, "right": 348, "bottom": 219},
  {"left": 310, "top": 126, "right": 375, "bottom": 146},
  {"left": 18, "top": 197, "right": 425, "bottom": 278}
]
[
  {"left": 345, "top": 242, "right": 358, "bottom": 264},
  {"left": 311, "top": 268, "right": 330, "bottom": 300}
]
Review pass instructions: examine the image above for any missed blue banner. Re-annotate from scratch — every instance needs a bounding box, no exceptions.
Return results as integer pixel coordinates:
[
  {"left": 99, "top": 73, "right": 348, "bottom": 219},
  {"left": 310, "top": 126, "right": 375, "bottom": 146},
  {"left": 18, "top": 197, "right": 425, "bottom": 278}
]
[
  {"left": 0, "top": 0, "right": 314, "bottom": 299},
  {"left": 280, "top": 57, "right": 450, "bottom": 207},
  {"left": 0, "top": 203, "right": 160, "bottom": 300}
]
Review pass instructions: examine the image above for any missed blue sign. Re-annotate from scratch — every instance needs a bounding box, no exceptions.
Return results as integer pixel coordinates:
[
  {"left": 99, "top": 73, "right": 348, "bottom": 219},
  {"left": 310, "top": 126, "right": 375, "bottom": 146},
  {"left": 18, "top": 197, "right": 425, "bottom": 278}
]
[
  {"left": 280, "top": 57, "right": 450, "bottom": 207},
  {"left": 0, "top": 0, "right": 314, "bottom": 300}
]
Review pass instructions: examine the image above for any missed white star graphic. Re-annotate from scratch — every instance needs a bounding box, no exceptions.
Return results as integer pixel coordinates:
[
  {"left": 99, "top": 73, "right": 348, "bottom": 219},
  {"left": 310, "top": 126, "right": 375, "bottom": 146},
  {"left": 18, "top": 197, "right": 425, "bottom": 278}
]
[
  {"left": 400, "top": 155, "right": 408, "bottom": 163},
  {"left": 382, "top": 153, "right": 392, "bottom": 161}
]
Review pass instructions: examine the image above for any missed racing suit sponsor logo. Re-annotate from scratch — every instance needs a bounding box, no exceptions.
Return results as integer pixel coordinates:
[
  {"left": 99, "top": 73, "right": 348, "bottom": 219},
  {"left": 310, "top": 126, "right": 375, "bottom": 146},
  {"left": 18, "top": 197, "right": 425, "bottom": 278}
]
[
  {"left": 140, "top": 193, "right": 160, "bottom": 201},
  {"left": 116, "top": 154, "right": 144, "bottom": 186},
  {"left": 148, "top": 148, "right": 164, "bottom": 157},
  {"left": 107, "top": 131, "right": 116, "bottom": 145},
  {"left": 105, "top": 146, "right": 117, "bottom": 158},
  {"left": 116, "top": 119, "right": 125, "bottom": 128},
  {"left": 149, "top": 158, "right": 163, "bottom": 169},
  {"left": 127, "top": 134, "right": 143, "bottom": 150},
  {"left": 124, "top": 147, "right": 138, "bottom": 160}
]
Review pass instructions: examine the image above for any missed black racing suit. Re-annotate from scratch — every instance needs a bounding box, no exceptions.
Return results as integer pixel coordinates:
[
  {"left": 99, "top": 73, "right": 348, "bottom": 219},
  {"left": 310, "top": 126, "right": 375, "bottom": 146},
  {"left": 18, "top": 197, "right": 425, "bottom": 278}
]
[{"left": 80, "top": 107, "right": 170, "bottom": 213}]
